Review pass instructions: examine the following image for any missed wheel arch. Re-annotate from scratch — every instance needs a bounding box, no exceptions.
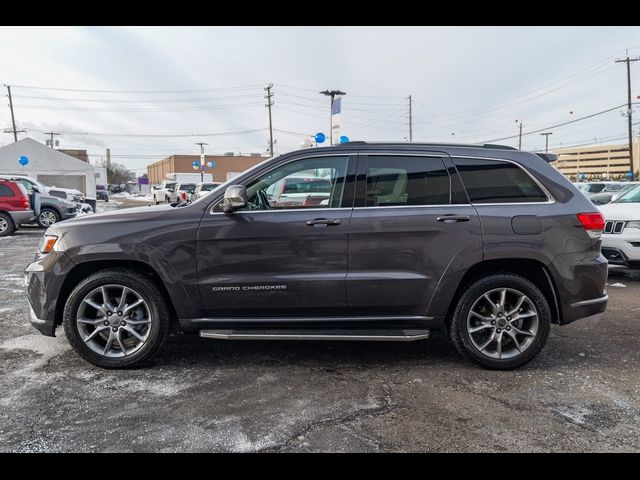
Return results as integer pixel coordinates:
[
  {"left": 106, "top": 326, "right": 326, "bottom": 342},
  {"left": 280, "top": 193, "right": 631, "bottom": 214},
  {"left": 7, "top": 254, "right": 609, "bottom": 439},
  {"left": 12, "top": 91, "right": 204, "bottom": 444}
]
[
  {"left": 444, "top": 258, "right": 561, "bottom": 326},
  {"left": 54, "top": 260, "right": 179, "bottom": 330}
]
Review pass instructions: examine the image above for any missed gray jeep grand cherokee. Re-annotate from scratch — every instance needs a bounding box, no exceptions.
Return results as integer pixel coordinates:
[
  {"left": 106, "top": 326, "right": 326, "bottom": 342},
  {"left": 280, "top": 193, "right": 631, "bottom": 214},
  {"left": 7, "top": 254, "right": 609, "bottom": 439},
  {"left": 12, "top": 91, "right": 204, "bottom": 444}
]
[{"left": 24, "top": 142, "right": 608, "bottom": 370}]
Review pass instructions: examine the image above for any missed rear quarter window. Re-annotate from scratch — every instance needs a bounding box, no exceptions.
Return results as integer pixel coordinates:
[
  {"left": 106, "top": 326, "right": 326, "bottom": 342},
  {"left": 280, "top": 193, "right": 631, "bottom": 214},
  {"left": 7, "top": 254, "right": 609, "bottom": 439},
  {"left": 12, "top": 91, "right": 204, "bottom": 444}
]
[
  {"left": 0, "top": 184, "right": 14, "bottom": 197},
  {"left": 452, "top": 158, "right": 548, "bottom": 204}
]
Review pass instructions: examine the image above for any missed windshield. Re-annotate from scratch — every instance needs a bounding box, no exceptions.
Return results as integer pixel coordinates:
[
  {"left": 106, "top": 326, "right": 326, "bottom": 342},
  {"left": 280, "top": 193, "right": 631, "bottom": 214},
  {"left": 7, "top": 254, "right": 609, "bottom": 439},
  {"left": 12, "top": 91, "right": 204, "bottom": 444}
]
[
  {"left": 164, "top": 182, "right": 176, "bottom": 188},
  {"left": 614, "top": 184, "right": 640, "bottom": 203}
]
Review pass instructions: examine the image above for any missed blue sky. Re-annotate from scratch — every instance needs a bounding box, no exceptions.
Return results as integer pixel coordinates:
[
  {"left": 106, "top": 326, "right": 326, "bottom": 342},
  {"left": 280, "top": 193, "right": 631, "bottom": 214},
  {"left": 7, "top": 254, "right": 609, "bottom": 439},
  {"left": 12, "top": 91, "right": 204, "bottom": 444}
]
[{"left": 1, "top": 26, "right": 639, "bottom": 174}]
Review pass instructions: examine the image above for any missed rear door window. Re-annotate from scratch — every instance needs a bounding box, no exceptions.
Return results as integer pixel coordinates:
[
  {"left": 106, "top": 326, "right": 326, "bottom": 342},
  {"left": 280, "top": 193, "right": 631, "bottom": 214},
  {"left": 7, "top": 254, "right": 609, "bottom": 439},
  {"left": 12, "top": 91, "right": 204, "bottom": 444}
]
[
  {"left": 452, "top": 158, "right": 548, "bottom": 203},
  {"left": 365, "top": 156, "right": 450, "bottom": 206}
]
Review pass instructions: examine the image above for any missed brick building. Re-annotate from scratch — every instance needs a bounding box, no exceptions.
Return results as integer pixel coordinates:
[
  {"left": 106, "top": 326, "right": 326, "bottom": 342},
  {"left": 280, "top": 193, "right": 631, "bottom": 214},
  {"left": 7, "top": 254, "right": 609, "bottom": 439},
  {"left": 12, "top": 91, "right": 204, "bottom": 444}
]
[{"left": 147, "top": 153, "right": 267, "bottom": 185}]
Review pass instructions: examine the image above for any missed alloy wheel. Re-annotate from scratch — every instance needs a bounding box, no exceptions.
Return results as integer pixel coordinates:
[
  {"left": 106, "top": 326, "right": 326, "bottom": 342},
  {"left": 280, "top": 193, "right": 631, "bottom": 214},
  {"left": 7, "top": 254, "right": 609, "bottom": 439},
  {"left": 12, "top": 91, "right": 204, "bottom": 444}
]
[
  {"left": 38, "top": 210, "right": 57, "bottom": 226},
  {"left": 466, "top": 287, "right": 539, "bottom": 360},
  {"left": 76, "top": 284, "right": 152, "bottom": 357}
]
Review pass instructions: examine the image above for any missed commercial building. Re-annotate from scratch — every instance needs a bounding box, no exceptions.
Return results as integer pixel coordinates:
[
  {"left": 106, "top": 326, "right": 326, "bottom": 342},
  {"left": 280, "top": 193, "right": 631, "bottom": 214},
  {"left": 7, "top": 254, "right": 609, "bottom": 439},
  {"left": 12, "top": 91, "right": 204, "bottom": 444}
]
[
  {"left": 0, "top": 137, "right": 96, "bottom": 200},
  {"left": 147, "top": 153, "right": 267, "bottom": 185},
  {"left": 552, "top": 137, "right": 640, "bottom": 180}
]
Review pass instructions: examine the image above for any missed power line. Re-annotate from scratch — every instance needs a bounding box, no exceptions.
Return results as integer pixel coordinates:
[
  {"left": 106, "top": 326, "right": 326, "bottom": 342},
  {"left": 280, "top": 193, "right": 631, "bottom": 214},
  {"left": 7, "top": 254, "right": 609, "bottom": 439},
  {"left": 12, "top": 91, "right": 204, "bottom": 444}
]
[
  {"left": 13, "top": 102, "right": 264, "bottom": 112},
  {"left": 15, "top": 126, "right": 268, "bottom": 138},
  {"left": 7, "top": 83, "right": 264, "bottom": 94},
  {"left": 481, "top": 104, "right": 629, "bottom": 143}
]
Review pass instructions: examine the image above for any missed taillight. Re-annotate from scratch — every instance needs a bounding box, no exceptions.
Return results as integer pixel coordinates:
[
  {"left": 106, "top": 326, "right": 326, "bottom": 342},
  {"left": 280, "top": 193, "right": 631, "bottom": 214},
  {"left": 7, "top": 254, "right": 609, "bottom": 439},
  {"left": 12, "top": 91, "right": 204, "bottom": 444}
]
[
  {"left": 182, "top": 192, "right": 187, "bottom": 200},
  {"left": 577, "top": 212, "right": 605, "bottom": 231},
  {"left": 21, "top": 196, "right": 29, "bottom": 209}
]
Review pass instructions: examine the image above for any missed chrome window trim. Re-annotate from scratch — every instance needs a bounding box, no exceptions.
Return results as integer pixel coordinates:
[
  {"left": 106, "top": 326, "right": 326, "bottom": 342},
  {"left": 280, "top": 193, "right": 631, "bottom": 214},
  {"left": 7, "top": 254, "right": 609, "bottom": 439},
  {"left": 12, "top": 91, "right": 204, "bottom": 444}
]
[
  {"left": 210, "top": 207, "right": 351, "bottom": 215},
  {"left": 353, "top": 204, "right": 471, "bottom": 210},
  {"left": 207, "top": 150, "right": 555, "bottom": 214}
]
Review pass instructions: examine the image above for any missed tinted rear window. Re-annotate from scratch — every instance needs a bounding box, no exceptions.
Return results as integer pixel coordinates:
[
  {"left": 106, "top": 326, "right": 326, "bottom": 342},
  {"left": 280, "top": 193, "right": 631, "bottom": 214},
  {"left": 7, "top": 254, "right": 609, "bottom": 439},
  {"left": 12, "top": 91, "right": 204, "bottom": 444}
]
[
  {"left": 179, "top": 183, "right": 196, "bottom": 192},
  {"left": 366, "top": 156, "right": 450, "bottom": 206},
  {"left": 453, "top": 158, "right": 547, "bottom": 203}
]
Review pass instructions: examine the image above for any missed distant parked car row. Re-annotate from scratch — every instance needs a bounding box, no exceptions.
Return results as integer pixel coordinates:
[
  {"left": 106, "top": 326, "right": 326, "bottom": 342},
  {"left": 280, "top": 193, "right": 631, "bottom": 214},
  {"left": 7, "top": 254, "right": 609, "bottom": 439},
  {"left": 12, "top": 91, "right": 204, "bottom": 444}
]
[
  {"left": 573, "top": 181, "right": 639, "bottom": 205},
  {"left": 152, "top": 181, "right": 223, "bottom": 204}
]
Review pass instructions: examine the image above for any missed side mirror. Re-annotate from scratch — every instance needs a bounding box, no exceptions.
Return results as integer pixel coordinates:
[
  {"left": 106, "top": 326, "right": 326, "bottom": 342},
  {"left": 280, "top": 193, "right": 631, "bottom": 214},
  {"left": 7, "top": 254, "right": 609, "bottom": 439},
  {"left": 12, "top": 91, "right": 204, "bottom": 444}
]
[
  {"left": 32, "top": 186, "right": 40, "bottom": 193},
  {"left": 222, "top": 185, "right": 248, "bottom": 213}
]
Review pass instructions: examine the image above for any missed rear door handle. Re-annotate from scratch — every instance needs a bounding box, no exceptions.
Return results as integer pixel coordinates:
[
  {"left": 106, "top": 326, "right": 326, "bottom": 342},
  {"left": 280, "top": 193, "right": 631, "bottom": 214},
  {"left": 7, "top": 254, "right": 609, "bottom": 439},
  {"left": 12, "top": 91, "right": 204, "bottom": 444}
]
[
  {"left": 436, "top": 214, "right": 470, "bottom": 223},
  {"left": 306, "top": 218, "right": 341, "bottom": 226}
]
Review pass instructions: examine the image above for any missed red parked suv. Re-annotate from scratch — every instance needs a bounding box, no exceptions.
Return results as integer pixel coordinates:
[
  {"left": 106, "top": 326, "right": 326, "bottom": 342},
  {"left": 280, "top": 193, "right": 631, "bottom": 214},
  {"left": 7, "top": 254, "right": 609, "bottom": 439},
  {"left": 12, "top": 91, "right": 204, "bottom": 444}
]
[{"left": 0, "top": 179, "right": 34, "bottom": 237}]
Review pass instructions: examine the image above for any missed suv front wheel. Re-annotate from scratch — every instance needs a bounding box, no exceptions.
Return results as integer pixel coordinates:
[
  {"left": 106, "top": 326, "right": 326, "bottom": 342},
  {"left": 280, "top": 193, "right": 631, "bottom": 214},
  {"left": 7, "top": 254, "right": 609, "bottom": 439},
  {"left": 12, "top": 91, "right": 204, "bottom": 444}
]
[
  {"left": 449, "top": 274, "right": 551, "bottom": 370},
  {"left": 63, "top": 269, "right": 170, "bottom": 368}
]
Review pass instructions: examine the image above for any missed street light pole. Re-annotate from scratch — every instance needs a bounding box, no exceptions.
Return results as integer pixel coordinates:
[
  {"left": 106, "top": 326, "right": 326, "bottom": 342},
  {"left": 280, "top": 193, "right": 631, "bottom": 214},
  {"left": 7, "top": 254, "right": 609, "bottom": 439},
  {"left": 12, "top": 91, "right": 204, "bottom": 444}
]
[
  {"left": 195, "top": 142, "right": 208, "bottom": 183},
  {"left": 540, "top": 132, "right": 553, "bottom": 153},
  {"left": 319, "top": 89, "right": 346, "bottom": 145}
]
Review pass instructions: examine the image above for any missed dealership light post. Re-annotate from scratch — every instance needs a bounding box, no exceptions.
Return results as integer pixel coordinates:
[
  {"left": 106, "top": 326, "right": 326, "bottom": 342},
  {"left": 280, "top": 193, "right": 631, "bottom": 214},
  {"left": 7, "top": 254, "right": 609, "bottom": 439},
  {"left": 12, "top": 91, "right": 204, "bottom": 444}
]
[
  {"left": 195, "top": 142, "right": 209, "bottom": 183},
  {"left": 319, "top": 89, "right": 346, "bottom": 145},
  {"left": 540, "top": 132, "right": 553, "bottom": 153}
]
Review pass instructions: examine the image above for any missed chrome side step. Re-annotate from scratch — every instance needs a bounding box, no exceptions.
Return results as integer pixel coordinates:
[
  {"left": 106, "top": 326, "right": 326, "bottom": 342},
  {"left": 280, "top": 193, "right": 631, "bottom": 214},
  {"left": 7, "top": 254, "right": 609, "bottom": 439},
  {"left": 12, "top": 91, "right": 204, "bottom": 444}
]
[{"left": 199, "top": 328, "right": 430, "bottom": 342}]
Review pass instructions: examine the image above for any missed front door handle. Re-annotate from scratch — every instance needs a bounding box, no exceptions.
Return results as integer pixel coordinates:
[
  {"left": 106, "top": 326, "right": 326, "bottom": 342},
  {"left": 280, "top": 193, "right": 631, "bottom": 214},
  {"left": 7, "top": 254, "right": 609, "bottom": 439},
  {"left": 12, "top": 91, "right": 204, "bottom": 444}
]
[
  {"left": 436, "top": 214, "right": 470, "bottom": 223},
  {"left": 306, "top": 218, "right": 341, "bottom": 226}
]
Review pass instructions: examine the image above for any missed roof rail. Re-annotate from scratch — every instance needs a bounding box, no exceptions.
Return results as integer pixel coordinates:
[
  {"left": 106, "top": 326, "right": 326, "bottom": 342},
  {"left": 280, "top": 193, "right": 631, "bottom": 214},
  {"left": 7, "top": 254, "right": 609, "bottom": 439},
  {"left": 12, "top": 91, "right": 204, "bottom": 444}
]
[{"left": 341, "top": 141, "right": 518, "bottom": 150}]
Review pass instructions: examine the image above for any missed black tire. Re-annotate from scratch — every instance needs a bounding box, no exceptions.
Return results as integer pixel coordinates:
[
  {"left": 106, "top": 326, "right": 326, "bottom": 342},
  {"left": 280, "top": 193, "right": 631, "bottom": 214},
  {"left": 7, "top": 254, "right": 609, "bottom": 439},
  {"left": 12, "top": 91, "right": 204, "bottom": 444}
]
[
  {"left": 449, "top": 273, "right": 551, "bottom": 370},
  {"left": 0, "top": 212, "right": 15, "bottom": 237},
  {"left": 63, "top": 269, "right": 170, "bottom": 369},
  {"left": 165, "top": 196, "right": 170, "bottom": 204},
  {"left": 36, "top": 207, "right": 60, "bottom": 228}
]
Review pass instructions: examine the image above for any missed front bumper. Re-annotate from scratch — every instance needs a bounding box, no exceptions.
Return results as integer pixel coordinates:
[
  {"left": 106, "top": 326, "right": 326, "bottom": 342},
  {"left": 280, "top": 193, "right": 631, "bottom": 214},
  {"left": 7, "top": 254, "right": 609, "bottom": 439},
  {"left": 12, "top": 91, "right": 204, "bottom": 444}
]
[
  {"left": 24, "top": 251, "right": 76, "bottom": 337},
  {"left": 9, "top": 209, "right": 35, "bottom": 226},
  {"left": 602, "top": 229, "right": 640, "bottom": 265}
]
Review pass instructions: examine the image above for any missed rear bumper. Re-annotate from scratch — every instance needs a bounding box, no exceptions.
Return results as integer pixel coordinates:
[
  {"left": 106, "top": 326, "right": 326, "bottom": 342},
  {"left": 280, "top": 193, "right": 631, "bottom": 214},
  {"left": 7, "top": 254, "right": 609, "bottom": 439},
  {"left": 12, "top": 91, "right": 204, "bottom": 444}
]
[
  {"left": 565, "top": 293, "right": 608, "bottom": 324},
  {"left": 549, "top": 251, "right": 609, "bottom": 325},
  {"left": 9, "top": 209, "right": 35, "bottom": 225}
]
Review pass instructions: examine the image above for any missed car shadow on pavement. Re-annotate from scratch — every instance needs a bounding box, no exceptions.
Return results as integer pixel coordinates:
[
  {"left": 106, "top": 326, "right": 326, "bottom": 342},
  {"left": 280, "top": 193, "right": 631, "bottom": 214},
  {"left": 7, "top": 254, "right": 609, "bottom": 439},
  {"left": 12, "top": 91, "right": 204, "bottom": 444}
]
[{"left": 150, "top": 329, "right": 462, "bottom": 370}]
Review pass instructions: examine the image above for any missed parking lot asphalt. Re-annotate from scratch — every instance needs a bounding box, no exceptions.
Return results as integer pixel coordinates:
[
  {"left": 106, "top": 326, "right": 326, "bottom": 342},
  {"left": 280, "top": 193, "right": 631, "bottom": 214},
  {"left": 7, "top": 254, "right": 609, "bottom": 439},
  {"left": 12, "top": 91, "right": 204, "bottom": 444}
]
[{"left": 1, "top": 204, "right": 639, "bottom": 452}]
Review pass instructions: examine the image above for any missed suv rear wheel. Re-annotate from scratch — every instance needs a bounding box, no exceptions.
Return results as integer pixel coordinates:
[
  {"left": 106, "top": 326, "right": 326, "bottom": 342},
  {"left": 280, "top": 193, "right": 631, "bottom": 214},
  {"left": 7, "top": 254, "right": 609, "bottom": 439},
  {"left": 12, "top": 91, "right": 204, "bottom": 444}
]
[
  {"left": 0, "top": 212, "right": 15, "bottom": 237},
  {"left": 449, "top": 273, "right": 551, "bottom": 370},
  {"left": 63, "top": 269, "right": 170, "bottom": 368}
]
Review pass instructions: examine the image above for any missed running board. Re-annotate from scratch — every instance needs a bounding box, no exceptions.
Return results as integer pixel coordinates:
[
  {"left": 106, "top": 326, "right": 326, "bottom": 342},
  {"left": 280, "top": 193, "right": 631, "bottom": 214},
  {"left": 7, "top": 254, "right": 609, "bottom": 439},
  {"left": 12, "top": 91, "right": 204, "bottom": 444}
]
[{"left": 199, "top": 328, "right": 430, "bottom": 342}]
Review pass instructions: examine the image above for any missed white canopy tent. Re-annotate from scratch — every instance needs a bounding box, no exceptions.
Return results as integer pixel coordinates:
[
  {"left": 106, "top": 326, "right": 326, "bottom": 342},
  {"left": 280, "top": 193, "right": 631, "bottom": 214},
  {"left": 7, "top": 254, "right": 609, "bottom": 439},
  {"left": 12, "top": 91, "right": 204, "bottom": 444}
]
[{"left": 0, "top": 137, "right": 96, "bottom": 200}]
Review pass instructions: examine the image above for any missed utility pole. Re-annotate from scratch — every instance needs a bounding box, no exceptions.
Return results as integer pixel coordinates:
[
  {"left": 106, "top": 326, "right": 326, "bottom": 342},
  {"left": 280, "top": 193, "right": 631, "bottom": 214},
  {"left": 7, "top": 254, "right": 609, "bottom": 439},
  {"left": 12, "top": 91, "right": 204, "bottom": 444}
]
[
  {"left": 195, "top": 142, "right": 208, "bottom": 183},
  {"left": 408, "top": 95, "right": 413, "bottom": 142},
  {"left": 44, "top": 132, "right": 60, "bottom": 148},
  {"left": 615, "top": 54, "right": 640, "bottom": 175},
  {"left": 516, "top": 120, "right": 523, "bottom": 150},
  {"left": 265, "top": 84, "right": 274, "bottom": 157},
  {"left": 540, "top": 132, "right": 553, "bottom": 153},
  {"left": 5, "top": 85, "right": 18, "bottom": 142},
  {"left": 319, "top": 89, "right": 346, "bottom": 145}
]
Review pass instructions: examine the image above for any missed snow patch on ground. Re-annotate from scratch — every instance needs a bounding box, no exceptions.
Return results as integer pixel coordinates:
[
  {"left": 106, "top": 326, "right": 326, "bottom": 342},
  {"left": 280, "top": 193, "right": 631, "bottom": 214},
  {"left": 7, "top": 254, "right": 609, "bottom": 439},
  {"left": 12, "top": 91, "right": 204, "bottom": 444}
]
[
  {"left": 0, "top": 334, "right": 70, "bottom": 375},
  {"left": 610, "top": 283, "right": 626, "bottom": 288},
  {"left": 555, "top": 405, "right": 592, "bottom": 425}
]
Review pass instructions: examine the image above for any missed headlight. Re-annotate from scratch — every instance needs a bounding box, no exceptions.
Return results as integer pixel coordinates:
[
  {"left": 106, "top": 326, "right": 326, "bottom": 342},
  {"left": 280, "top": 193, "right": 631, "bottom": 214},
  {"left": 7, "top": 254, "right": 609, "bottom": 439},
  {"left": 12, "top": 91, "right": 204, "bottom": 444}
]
[
  {"left": 626, "top": 221, "right": 640, "bottom": 229},
  {"left": 39, "top": 235, "right": 58, "bottom": 254}
]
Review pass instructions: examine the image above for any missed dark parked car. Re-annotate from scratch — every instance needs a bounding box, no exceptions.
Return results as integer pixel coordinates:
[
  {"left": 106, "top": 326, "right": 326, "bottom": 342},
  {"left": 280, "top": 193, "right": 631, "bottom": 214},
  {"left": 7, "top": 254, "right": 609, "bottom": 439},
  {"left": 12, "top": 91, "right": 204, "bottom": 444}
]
[
  {"left": 25, "top": 142, "right": 608, "bottom": 370},
  {"left": 0, "top": 179, "right": 34, "bottom": 236},
  {"left": 96, "top": 185, "right": 109, "bottom": 202}
]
